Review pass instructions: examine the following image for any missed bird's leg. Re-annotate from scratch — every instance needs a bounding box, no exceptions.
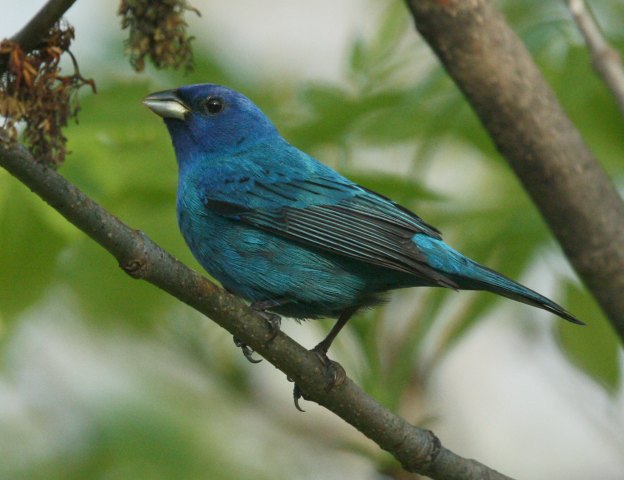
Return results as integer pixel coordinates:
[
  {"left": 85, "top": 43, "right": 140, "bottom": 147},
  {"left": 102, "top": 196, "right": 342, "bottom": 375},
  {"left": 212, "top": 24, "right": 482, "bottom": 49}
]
[
  {"left": 312, "top": 305, "right": 359, "bottom": 359},
  {"left": 293, "top": 306, "right": 359, "bottom": 411},
  {"left": 232, "top": 298, "right": 286, "bottom": 364}
]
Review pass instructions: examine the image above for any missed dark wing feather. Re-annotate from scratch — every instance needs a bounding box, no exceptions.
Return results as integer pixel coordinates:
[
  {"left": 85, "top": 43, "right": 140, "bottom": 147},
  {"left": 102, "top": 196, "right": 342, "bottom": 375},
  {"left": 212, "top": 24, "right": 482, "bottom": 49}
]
[{"left": 204, "top": 179, "right": 456, "bottom": 288}]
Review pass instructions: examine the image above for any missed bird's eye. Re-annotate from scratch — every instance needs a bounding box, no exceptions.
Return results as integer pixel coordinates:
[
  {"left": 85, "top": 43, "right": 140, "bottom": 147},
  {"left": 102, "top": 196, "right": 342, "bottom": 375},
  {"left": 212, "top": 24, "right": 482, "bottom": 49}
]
[{"left": 203, "top": 96, "right": 225, "bottom": 115}]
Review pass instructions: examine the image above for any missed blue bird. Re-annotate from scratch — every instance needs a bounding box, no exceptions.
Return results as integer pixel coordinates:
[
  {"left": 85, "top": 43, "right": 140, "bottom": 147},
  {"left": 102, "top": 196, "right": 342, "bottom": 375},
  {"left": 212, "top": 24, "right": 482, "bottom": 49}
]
[{"left": 143, "top": 84, "right": 582, "bottom": 368}]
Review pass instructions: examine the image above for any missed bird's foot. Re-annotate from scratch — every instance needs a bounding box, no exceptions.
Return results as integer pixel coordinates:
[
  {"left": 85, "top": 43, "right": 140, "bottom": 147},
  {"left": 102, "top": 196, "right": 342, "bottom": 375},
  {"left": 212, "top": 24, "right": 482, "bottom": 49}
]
[
  {"left": 232, "top": 301, "right": 283, "bottom": 363},
  {"left": 233, "top": 336, "right": 262, "bottom": 363},
  {"left": 311, "top": 344, "right": 346, "bottom": 392},
  {"left": 291, "top": 344, "right": 346, "bottom": 412},
  {"left": 250, "top": 300, "right": 283, "bottom": 342},
  {"left": 256, "top": 310, "right": 281, "bottom": 342}
]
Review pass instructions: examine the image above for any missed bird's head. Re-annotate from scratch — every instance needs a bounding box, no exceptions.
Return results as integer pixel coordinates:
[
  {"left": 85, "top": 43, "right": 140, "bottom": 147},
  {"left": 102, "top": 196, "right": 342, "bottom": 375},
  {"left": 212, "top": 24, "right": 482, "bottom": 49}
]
[{"left": 143, "top": 84, "right": 279, "bottom": 167}]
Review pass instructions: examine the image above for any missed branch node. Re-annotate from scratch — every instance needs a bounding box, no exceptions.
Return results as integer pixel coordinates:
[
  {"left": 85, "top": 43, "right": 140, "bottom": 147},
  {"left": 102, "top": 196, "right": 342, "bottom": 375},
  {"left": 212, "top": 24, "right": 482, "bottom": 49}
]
[
  {"left": 119, "top": 230, "right": 149, "bottom": 278},
  {"left": 121, "top": 258, "right": 147, "bottom": 278},
  {"left": 426, "top": 429, "right": 442, "bottom": 463}
]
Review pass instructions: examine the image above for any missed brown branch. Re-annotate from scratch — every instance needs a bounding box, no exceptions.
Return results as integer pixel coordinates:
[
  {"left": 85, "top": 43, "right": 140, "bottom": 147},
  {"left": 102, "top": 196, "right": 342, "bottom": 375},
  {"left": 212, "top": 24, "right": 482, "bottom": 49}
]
[
  {"left": 566, "top": 0, "right": 624, "bottom": 119},
  {"left": 0, "top": 135, "right": 515, "bottom": 480},
  {"left": 403, "top": 0, "right": 624, "bottom": 341}
]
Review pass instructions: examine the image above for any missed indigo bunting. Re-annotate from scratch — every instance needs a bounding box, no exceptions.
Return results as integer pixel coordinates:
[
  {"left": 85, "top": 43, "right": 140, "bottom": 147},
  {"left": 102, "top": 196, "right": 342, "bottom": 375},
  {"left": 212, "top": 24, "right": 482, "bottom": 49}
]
[{"left": 144, "top": 84, "right": 582, "bottom": 365}]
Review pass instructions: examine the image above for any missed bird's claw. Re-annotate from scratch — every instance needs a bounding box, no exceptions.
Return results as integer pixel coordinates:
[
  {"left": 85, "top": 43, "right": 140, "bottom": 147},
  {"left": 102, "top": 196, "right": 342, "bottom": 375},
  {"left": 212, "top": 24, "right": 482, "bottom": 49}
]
[
  {"left": 257, "top": 311, "right": 281, "bottom": 342},
  {"left": 292, "top": 382, "right": 306, "bottom": 412},
  {"left": 233, "top": 336, "right": 262, "bottom": 363},
  {"left": 232, "top": 302, "right": 283, "bottom": 362},
  {"left": 250, "top": 301, "right": 282, "bottom": 343},
  {"left": 311, "top": 346, "right": 346, "bottom": 392},
  {"left": 289, "top": 346, "right": 346, "bottom": 412}
]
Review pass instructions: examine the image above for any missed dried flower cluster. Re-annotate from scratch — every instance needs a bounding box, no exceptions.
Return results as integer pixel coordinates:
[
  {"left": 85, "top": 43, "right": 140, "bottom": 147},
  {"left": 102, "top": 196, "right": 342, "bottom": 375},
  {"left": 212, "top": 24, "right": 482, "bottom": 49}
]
[
  {"left": 118, "top": 0, "right": 199, "bottom": 72},
  {"left": 0, "top": 23, "right": 95, "bottom": 166}
]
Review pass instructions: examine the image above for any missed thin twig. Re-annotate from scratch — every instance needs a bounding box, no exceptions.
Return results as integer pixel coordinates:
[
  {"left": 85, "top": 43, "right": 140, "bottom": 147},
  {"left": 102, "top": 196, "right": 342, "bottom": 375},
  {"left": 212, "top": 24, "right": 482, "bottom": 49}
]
[
  {"left": 0, "top": 135, "right": 515, "bottom": 480},
  {"left": 566, "top": 0, "right": 624, "bottom": 118}
]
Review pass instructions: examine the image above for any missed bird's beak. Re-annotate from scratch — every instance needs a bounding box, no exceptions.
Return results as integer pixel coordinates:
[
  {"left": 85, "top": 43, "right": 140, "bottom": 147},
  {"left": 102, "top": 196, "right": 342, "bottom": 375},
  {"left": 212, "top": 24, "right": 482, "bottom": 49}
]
[{"left": 143, "top": 90, "right": 190, "bottom": 120}]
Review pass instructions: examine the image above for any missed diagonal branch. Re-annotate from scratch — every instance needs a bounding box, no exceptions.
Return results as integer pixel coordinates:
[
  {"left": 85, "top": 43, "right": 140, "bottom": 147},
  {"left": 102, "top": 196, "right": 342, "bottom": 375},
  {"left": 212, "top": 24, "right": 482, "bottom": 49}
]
[
  {"left": 565, "top": 0, "right": 624, "bottom": 119},
  {"left": 0, "top": 0, "right": 77, "bottom": 75},
  {"left": 403, "top": 0, "right": 624, "bottom": 341},
  {"left": 11, "top": 0, "right": 78, "bottom": 51},
  {"left": 0, "top": 135, "right": 514, "bottom": 480}
]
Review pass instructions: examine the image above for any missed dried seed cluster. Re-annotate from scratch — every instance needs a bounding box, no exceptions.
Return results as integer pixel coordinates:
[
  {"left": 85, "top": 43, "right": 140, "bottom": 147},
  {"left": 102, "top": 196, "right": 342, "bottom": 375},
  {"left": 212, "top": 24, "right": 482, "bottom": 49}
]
[
  {"left": 118, "top": 0, "right": 199, "bottom": 72},
  {"left": 0, "top": 23, "right": 95, "bottom": 166}
]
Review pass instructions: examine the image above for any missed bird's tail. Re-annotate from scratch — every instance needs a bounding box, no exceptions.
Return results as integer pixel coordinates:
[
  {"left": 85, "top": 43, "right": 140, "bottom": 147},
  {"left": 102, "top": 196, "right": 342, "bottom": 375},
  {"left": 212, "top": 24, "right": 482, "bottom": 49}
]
[
  {"left": 451, "top": 260, "right": 584, "bottom": 325},
  {"left": 413, "top": 234, "right": 584, "bottom": 325}
]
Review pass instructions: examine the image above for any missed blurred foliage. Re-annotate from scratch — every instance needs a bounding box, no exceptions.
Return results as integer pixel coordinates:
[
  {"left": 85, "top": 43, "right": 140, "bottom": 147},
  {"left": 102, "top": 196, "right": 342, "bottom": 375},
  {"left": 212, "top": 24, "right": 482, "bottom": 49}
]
[{"left": 1, "top": 0, "right": 624, "bottom": 478}]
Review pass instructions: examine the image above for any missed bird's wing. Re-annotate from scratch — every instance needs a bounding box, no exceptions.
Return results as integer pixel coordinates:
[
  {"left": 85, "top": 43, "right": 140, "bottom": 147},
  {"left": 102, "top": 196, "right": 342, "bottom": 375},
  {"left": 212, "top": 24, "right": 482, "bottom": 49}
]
[{"left": 202, "top": 171, "right": 456, "bottom": 288}]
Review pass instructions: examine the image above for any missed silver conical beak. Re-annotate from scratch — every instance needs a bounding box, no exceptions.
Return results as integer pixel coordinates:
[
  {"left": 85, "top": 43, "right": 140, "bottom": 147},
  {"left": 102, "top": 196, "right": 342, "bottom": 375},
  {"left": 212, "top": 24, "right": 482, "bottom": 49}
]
[{"left": 143, "top": 90, "right": 189, "bottom": 120}]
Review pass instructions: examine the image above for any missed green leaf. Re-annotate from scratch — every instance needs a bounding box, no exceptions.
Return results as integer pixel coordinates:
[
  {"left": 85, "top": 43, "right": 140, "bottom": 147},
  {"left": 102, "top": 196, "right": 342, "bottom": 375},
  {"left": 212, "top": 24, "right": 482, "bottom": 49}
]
[
  {"left": 373, "top": 2, "right": 409, "bottom": 60},
  {"left": 349, "top": 37, "right": 368, "bottom": 77},
  {"left": 557, "top": 282, "right": 621, "bottom": 393},
  {"left": 290, "top": 84, "right": 358, "bottom": 147}
]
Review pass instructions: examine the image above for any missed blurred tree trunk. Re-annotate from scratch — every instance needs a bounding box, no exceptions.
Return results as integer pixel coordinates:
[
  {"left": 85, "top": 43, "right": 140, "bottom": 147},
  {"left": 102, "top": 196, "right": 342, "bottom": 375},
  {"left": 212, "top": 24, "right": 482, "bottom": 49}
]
[{"left": 404, "top": 0, "right": 624, "bottom": 340}]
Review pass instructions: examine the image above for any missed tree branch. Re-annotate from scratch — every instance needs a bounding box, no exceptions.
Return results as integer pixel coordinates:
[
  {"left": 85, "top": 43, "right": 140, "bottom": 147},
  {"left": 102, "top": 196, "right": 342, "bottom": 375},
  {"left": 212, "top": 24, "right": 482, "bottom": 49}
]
[
  {"left": 11, "top": 0, "right": 77, "bottom": 50},
  {"left": 0, "top": 135, "right": 515, "bottom": 479},
  {"left": 403, "top": 0, "right": 624, "bottom": 341},
  {"left": 565, "top": 0, "right": 624, "bottom": 119}
]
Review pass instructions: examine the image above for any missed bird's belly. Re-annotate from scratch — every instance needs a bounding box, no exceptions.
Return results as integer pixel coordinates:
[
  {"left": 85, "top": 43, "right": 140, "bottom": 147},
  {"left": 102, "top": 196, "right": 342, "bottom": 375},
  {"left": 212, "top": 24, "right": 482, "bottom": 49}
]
[{"left": 177, "top": 210, "right": 403, "bottom": 318}]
